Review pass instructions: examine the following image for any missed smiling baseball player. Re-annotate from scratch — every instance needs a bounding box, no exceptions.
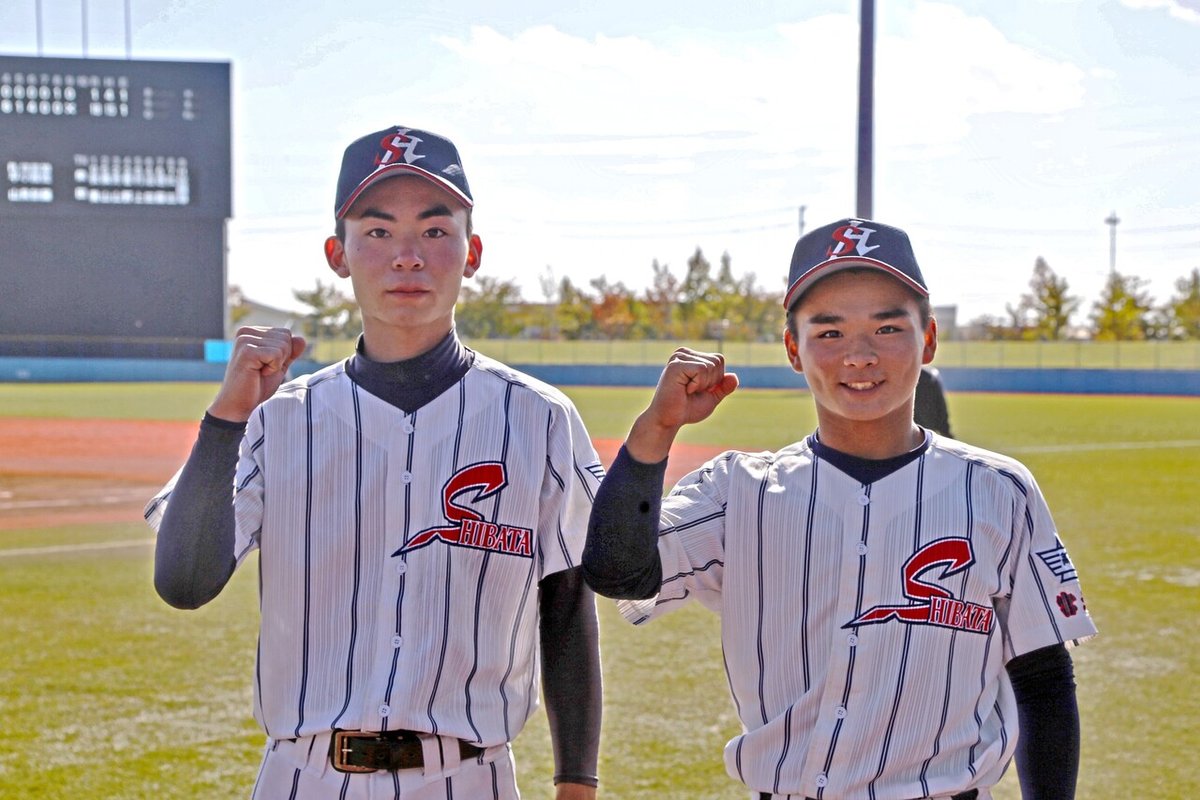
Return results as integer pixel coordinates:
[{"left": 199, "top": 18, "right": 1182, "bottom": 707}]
[
  {"left": 582, "top": 218, "right": 1097, "bottom": 799},
  {"left": 147, "top": 126, "right": 602, "bottom": 799}
]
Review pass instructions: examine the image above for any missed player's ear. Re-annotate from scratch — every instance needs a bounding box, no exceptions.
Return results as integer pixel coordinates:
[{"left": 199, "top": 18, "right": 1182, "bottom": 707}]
[
  {"left": 464, "top": 234, "right": 483, "bottom": 278},
  {"left": 922, "top": 317, "right": 938, "bottom": 365},
  {"left": 784, "top": 327, "right": 803, "bottom": 374},
  {"left": 325, "top": 236, "right": 350, "bottom": 278}
]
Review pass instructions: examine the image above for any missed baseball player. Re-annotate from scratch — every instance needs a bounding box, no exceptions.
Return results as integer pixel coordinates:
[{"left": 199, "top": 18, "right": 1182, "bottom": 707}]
[
  {"left": 582, "top": 218, "right": 1097, "bottom": 799},
  {"left": 146, "top": 126, "right": 602, "bottom": 799},
  {"left": 915, "top": 366, "right": 953, "bottom": 437}
]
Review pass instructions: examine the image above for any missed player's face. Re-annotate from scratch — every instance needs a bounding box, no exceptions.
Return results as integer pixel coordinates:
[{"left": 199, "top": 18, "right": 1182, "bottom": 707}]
[
  {"left": 324, "top": 175, "right": 482, "bottom": 362},
  {"left": 784, "top": 270, "right": 936, "bottom": 457}
]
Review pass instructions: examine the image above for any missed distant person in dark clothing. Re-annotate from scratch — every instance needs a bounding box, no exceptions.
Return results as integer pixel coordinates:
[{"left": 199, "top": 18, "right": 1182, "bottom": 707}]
[{"left": 915, "top": 365, "right": 953, "bottom": 436}]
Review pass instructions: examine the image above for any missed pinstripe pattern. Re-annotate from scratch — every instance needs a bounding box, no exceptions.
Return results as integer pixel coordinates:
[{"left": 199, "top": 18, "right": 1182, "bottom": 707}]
[
  {"left": 295, "top": 394, "right": 315, "bottom": 738},
  {"left": 332, "top": 385, "right": 365, "bottom": 730},
  {"left": 616, "top": 434, "right": 1096, "bottom": 798},
  {"left": 146, "top": 355, "right": 602, "bottom": 764}
]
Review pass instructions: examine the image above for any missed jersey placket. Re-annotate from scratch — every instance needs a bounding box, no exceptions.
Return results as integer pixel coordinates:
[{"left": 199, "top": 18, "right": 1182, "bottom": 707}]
[
  {"left": 364, "top": 411, "right": 418, "bottom": 732},
  {"left": 798, "top": 481, "right": 876, "bottom": 797}
]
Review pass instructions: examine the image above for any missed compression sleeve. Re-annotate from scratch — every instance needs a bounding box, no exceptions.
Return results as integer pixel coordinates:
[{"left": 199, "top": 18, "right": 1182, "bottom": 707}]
[
  {"left": 1008, "top": 643, "right": 1080, "bottom": 800},
  {"left": 153, "top": 413, "right": 243, "bottom": 609},
  {"left": 538, "top": 566, "right": 601, "bottom": 787},
  {"left": 581, "top": 445, "right": 667, "bottom": 600}
]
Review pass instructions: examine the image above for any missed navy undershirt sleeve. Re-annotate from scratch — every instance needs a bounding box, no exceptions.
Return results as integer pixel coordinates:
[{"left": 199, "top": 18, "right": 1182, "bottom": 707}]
[
  {"left": 581, "top": 445, "right": 666, "bottom": 600},
  {"left": 1007, "top": 643, "right": 1080, "bottom": 799},
  {"left": 538, "top": 567, "right": 602, "bottom": 787},
  {"left": 153, "top": 413, "right": 244, "bottom": 609}
]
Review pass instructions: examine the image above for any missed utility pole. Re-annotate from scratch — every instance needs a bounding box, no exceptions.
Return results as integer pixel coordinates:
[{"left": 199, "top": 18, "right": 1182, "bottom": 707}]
[
  {"left": 1104, "top": 210, "right": 1120, "bottom": 274},
  {"left": 798, "top": 205, "right": 807, "bottom": 237},
  {"left": 36, "top": 0, "right": 44, "bottom": 55},
  {"left": 856, "top": 0, "right": 875, "bottom": 219}
]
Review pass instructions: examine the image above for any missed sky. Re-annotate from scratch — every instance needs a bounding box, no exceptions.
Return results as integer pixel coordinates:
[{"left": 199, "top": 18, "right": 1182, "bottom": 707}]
[{"left": 3, "top": 0, "right": 1199, "bottom": 327}]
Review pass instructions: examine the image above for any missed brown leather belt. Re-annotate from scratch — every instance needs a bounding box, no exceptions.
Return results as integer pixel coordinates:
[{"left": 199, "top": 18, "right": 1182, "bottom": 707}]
[{"left": 329, "top": 729, "right": 485, "bottom": 774}]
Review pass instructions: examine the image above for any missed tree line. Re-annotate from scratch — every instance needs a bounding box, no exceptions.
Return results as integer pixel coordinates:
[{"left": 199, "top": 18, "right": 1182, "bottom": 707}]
[
  {"left": 261, "top": 249, "right": 1200, "bottom": 342},
  {"left": 975, "top": 258, "right": 1200, "bottom": 341}
]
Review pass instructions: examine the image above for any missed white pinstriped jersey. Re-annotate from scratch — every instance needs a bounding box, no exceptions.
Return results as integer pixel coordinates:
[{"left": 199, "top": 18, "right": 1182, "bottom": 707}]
[
  {"left": 619, "top": 434, "right": 1096, "bottom": 799},
  {"left": 147, "top": 355, "right": 603, "bottom": 746}
]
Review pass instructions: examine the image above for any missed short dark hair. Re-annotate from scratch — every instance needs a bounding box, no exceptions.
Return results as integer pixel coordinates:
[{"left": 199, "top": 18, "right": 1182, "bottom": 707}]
[
  {"left": 334, "top": 208, "right": 474, "bottom": 242},
  {"left": 785, "top": 267, "right": 932, "bottom": 340}
]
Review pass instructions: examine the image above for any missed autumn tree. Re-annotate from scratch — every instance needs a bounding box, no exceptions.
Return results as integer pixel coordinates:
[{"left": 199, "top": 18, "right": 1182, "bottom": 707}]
[
  {"left": 555, "top": 277, "right": 594, "bottom": 340},
  {"left": 643, "top": 259, "right": 680, "bottom": 338},
  {"left": 1164, "top": 268, "right": 1200, "bottom": 340},
  {"left": 293, "top": 280, "right": 360, "bottom": 339},
  {"left": 456, "top": 276, "right": 524, "bottom": 338},
  {"left": 679, "top": 247, "right": 718, "bottom": 337},
  {"left": 1010, "top": 257, "right": 1079, "bottom": 340},
  {"left": 535, "top": 266, "right": 561, "bottom": 340},
  {"left": 589, "top": 276, "right": 642, "bottom": 339},
  {"left": 1090, "top": 271, "right": 1154, "bottom": 341},
  {"left": 738, "top": 272, "right": 786, "bottom": 342}
]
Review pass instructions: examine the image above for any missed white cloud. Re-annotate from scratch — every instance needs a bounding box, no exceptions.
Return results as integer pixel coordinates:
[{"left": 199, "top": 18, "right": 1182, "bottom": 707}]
[
  {"left": 877, "top": 3, "right": 1086, "bottom": 153},
  {"left": 1119, "top": 0, "right": 1200, "bottom": 24},
  {"left": 432, "top": 5, "right": 1085, "bottom": 175}
]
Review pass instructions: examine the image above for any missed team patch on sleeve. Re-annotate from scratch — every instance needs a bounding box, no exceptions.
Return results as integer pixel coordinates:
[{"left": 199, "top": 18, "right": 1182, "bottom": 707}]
[{"left": 1036, "top": 537, "right": 1078, "bottom": 583}]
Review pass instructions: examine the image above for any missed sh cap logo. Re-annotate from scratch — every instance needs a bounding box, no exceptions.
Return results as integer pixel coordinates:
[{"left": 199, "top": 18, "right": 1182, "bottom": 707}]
[
  {"left": 397, "top": 462, "right": 534, "bottom": 559},
  {"left": 827, "top": 222, "right": 881, "bottom": 259},
  {"left": 376, "top": 129, "right": 425, "bottom": 168},
  {"left": 845, "top": 537, "right": 994, "bottom": 635}
]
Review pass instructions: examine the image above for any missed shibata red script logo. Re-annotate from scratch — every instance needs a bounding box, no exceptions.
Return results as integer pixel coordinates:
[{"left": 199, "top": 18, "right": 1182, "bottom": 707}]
[
  {"left": 397, "top": 462, "right": 533, "bottom": 559},
  {"left": 844, "top": 538, "right": 994, "bottom": 634}
]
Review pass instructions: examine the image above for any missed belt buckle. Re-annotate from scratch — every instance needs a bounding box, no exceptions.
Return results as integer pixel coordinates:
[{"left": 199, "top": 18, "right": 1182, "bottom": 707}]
[{"left": 330, "top": 730, "right": 379, "bottom": 774}]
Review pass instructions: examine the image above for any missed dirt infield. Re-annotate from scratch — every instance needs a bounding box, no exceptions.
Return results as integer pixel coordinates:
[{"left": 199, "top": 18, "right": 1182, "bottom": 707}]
[{"left": 0, "top": 417, "right": 726, "bottom": 532}]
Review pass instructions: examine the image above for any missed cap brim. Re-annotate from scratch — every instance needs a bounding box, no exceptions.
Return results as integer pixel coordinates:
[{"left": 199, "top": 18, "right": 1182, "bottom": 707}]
[
  {"left": 336, "top": 163, "right": 473, "bottom": 219},
  {"left": 784, "top": 256, "right": 928, "bottom": 311}
]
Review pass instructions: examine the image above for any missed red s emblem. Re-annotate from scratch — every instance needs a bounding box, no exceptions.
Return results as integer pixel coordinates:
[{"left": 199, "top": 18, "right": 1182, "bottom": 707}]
[
  {"left": 845, "top": 538, "right": 994, "bottom": 634},
  {"left": 827, "top": 223, "right": 881, "bottom": 259},
  {"left": 398, "top": 462, "right": 533, "bottom": 558},
  {"left": 375, "top": 129, "right": 425, "bottom": 167}
]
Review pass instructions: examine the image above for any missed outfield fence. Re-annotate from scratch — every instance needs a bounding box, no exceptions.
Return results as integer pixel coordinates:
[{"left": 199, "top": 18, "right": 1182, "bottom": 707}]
[
  {"left": 3, "top": 334, "right": 1198, "bottom": 369},
  {"left": 400, "top": 337, "right": 1200, "bottom": 371},
  {"left": 2, "top": 337, "right": 1199, "bottom": 395}
]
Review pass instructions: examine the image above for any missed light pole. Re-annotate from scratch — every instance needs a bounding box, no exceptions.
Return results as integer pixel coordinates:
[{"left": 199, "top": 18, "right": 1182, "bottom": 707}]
[
  {"left": 856, "top": 0, "right": 875, "bottom": 219},
  {"left": 1104, "top": 211, "right": 1120, "bottom": 274}
]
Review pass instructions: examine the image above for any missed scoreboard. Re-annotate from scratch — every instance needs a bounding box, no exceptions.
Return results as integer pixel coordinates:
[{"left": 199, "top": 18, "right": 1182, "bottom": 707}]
[{"left": 0, "top": 54, "right": 231, "bottom": 358}]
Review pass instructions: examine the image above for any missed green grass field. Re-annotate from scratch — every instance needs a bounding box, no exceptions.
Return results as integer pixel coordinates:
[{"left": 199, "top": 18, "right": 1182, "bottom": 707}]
[{"left": 0, "top": 384, "right": 1197, "bottom": 798}]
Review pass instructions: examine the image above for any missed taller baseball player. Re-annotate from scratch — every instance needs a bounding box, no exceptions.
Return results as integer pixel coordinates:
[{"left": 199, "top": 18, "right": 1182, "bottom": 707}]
[
  {"left": 147, "top": 126, "right": 602, "bottom": 799},
  {"left": 582, "top": 218, "right": 1097, "bottom": 800}
]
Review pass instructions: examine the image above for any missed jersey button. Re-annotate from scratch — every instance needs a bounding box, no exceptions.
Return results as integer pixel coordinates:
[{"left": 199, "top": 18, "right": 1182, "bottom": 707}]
[
  {"left": 856, "top": 542, "right": 868, "bottom": 555},
  {"left": 402, "top": 421, "right": 414, "bottom": 434},
  {"left": 847, "top": 633, "right": 859, "bottom": 647},
  {"left": 378, "top": 704, "right": 391, "bottom": 717},
  {"left": 401, "top": 471, "right": 413, "bottom": 483},
  {"left": 857, "top": 494, "right": 870, "bottom": 506},
  {"left": 395, "top": 561, "right": 408, "bottom": 575},
  {"left": 391, "top": 635, "right": 403, "bottom": 648},
  {"left": 815, "top": 774, "right": 828, "bottom": 788},
  {"left": 835, "top": 706, "right": 847, "bottom": 719}
]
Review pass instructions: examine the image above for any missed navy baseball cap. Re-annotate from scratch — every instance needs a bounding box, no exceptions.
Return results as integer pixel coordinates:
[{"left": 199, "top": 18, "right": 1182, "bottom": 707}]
[
  {"left": 784, "top": 218, "right": 928, "bottom": 311},
  {"left": 334, "top": 125, "right": 473, "bottom": 219}
]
